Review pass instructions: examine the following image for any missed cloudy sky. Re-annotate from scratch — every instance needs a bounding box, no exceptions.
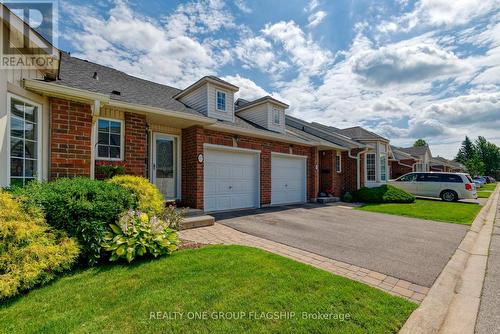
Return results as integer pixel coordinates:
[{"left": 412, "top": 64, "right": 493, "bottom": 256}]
[{"left": 56, "top": 0, "right": 499, "bottom": 158}]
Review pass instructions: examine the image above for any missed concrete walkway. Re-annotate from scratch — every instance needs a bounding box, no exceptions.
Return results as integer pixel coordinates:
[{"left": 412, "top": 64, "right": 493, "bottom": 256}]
[
  {"left": 180, "top": 223, "right": 429, "bottom": 303},
  {"left": 475, "top": 191, "right": 500, "bottom": 334}
]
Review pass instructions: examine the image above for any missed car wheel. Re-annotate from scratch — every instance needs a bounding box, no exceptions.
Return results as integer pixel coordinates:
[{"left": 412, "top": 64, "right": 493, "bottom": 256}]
[{"left": 441, "top": 190, "right": 458, "bottom": 202}]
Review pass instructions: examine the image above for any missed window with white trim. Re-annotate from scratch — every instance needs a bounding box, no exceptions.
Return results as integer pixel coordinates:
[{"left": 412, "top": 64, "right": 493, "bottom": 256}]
[
  {"left": 216, "top": 90, "right": 226, "bottom": 112},
  {"left": 336, "top": 152, "right": 342, "bottom": 173},
  {"left": 9, "top": 96, "right": 41, "bottom": 187},
  {"left": 380, "top": 153, "right": 387, "bottom": 181},
  {"left": 366, "top": 153, "right": 376, "bottom": 182},
  {"left": 273, "top": 107, "right": 280, "bottom": 124},
  {"left": 96, "top": 119, "right": 123, "bottom": 160}
]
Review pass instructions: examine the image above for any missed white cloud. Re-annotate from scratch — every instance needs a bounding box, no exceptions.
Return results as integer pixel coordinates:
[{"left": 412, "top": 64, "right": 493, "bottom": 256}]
[
  {"left": 234, "top": 36, "right": 289, "bottom": 75},
  {"left": 352, "top": 43, "right": 466, "bottom": 86},
  {"left": 234, "top": 0, "right": 252, "bottom": 13},
  {"left": 221, "top": 75, "right": 269, "bottom": 100},
  {"left": 307, "top": 11, "right": 327, "bottom": 28},
  {"left": 305, "top": 0, "right": 320, "bottom": 13},
  {"left": 262, "top": 21, "right": 333, "bottom": 76}
]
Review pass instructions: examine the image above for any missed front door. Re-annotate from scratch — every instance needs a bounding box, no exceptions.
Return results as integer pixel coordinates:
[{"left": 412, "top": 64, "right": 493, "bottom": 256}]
[{"left": 153, "top": 134, "right": 178, "bottom": 199}]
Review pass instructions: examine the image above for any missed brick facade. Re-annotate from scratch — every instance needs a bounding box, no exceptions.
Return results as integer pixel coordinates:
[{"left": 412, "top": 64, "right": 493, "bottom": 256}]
[
  {"left": 49, "top": 98, "right": 92, "bottom": 179},
  {"left": 181, "top": 126, "right": 318, "bottom": 210},
  {"left": 390, "top": 159, "right": 415, "bottom": 179}
]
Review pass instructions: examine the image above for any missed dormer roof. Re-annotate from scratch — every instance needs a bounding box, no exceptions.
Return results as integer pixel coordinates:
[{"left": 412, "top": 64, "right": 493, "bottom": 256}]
[
  {"left": 235, "top": 95, "right": 289, "bottom": 112},
  {"left": 173, "top": 76, "right": 239, "bottom": 99}
]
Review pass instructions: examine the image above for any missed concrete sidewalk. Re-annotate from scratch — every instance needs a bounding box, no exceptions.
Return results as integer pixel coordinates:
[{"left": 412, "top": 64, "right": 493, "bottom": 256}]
[{"left": 475, "top": 193, "right": 500, "bottom": 334}]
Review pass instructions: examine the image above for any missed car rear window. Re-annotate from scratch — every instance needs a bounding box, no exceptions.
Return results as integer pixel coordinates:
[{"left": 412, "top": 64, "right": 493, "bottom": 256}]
[
  {"left": 466, "top": 175, "right": 473, "bottom": 183},
  {"left": 441, "top": 174, "right": 463, "bottom": 183}
]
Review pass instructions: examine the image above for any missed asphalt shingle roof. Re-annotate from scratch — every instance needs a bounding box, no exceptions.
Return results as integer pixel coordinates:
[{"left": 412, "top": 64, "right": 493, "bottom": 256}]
[
  {"left": 56, "top": 53, "right": 204, "bottom": 117},
  {"left": 397, "top": 146, "right": 430, "bottom": 157},
  {"left": 336, "top": 126, "right": 389, "bottom": 141}
]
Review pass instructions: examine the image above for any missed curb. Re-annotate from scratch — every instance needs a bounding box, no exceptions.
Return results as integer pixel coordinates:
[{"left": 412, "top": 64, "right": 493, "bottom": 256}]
[{"left": 400, "top": 184, "right": 499, "bottom": 334}]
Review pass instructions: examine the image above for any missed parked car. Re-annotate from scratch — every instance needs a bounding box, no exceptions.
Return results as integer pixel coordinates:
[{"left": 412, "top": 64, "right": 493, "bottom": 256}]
[
  {"left": 389, "top": 172, "right": 477, "bottom": 202},
  {"left": 474, "top": 176, "right": 487, "bottom": 187},
  {"left": 484, "top": 176, "right": 496, "bottom": 183},
  {"left": 473, "top": 180, "right": 483, "bottom": 188}
]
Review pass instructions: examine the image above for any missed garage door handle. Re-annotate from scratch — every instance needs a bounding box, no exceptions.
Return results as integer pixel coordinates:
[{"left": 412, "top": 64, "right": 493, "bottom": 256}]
[
  {"left": 285, "top": 184, "right": 288, "bottom": 187},
  {"left": 229, "top": 185, "right": 233, "bottom": 189}
]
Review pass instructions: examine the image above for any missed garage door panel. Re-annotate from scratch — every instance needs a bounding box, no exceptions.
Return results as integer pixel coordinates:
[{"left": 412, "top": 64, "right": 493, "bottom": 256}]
[
  {"left": 204, "top": 147, "right": 259, "bottom": 212},
  {"left": 271, "top": 155, "right": 306, "bottom": 205}
]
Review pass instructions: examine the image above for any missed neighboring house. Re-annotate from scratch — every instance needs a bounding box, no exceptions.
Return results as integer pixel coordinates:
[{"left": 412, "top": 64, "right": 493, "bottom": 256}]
[
  {"left": 1, "top": 6, "right": 391, "bottom": 212},
  {"left": 430, "top": 157, "right": 465, "bottom": 173},
  {"left": 390, "top": 145, "right": 433, "bottom": 179}
]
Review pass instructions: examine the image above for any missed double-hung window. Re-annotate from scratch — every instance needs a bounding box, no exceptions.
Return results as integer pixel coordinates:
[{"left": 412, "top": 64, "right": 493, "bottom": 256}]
[
  {"left": 9, "top": 95, "right": 41, "bottom": 187},
  {"left": 380, "top": 153, "right": 387, "bottom": 181},
  {"left": 366, "top": 153, "right": 376, "bottom": 182},
  {"left": 336, "top": 152, "right": 342, "bottom": 173},
  {"left": 96, "top": 119, "right": 123, "bottom": 160},
  {"left": 273, "top": 108, "right": 280, "bottom": 124},
  {"left": 216, "top": 91, "right": 226, "bottom": 112}
]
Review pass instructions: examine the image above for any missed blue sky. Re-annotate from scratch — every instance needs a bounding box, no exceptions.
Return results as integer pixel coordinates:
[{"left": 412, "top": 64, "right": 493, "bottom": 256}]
[{"left": 55, "top": 0, "right": 500, "bottom": 158}]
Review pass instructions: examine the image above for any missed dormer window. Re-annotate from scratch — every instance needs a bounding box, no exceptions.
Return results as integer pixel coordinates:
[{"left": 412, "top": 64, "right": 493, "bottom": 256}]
[
  {"left": 216, "top": 90, "right": 226, "bottom": 112},
  {"left": 273, "top": 107, "right": 280, "bottom": 124}
]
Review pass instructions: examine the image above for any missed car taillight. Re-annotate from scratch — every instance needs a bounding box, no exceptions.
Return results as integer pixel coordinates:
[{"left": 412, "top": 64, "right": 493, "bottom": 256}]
[{"left": 465, "top": 183, "right": 472, "bottom": 190}]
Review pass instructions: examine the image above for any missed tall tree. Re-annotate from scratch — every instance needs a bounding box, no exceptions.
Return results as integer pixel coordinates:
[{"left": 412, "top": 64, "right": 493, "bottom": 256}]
[
  {"left": 474, "top": 136, "right": 500, "bottom": 176},
  {"left": 465, "top": 155, "right": 485, "bottom": 177},
  {"left": 455, "top": 136, "right": 475, "bottom": 164},
  {"left": 413, "top": 139, "right": 427, "bottom": 147}
]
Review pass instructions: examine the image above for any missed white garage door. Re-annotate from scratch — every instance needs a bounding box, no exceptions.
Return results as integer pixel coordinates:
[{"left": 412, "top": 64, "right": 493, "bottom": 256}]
[
  {"left": 271, "top": 154, "right": 307, "bottom": 205},
  {"left": 204, "top": 147, "right": 259, "bottom": 212}
]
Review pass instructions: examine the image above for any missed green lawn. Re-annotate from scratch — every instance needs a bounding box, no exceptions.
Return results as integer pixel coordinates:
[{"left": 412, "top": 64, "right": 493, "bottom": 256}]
[
  {"left": 0, "top": 245, "right": 416, "bottom": 334},
  {"left": 478, "top": 191, "right": 492, "bottom": 198},
  {"left": 481, "top": 183, "right": 497, "bottom": 191},
  {"left": 357, "top": 199, "right": 482, "bottom": 225}
]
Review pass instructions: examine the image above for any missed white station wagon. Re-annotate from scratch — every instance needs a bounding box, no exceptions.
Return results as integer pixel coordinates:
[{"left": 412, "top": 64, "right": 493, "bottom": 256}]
[{"left": 389, "top": 172, "right": 477, "bottom": 202}]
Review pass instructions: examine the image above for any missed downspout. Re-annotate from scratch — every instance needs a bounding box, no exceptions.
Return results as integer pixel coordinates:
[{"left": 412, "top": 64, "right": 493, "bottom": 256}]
[
  {"left": 348, "top": 148, "right": 368, "bottom": 190},
  {"left": 90, "top": 100, "right": 101, "bottom": 180}
]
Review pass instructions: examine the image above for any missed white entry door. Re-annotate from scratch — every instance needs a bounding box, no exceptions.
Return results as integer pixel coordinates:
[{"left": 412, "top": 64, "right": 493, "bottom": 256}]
[
  {"left": 204, "top": 146, "right": 259, "bottom": 212},
  {"left": 152, "top": 134, "right": 178, "bottom": 199},
  {"left": 271, "top": 154, "right": 306, "bottom": 205}
]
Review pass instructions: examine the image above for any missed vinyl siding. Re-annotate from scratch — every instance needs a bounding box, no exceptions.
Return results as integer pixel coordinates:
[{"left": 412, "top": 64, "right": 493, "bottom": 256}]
[
  {"left": 236, "top": 103, "right": 268, "bottom": 128},
  {"left": 207, "top": 82, "right": 234, "bottom": 122},
  {"left": 267, "top": 104, "right": 285, "bottom": 133},
  {"left": 179, "top": 85, "right": 208, "bottom": 115}
]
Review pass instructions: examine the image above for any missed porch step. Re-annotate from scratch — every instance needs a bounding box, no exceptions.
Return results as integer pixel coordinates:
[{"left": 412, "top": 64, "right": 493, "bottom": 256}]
[
  {"left": 180, "top": 208, "right": 205, "bottom": 218},
  {"left": 180, "top": 215, "right": 215, "bottom": 230},
  {"left": 317, "top": 196, "right": 340, "bottom": 204}
]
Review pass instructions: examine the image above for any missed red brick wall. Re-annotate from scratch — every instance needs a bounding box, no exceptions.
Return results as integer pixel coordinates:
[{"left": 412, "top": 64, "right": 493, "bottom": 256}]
[
  {"left": 342, "top": 149, "right": 366, "bottom": 193},
  {"left": 49, "top": 98, "right": 92, "bottom": 179},
  {"left": 390, "top": 159, "right": 415, "bottom": 179},
  {"left": 181, "top": 126, "right": 318, "bottom": 209}
]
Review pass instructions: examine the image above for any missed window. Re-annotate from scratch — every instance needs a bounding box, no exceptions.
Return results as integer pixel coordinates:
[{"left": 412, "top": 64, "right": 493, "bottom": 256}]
[
  {"left": 414, "top": 163, "right": 428, "bottom": 172},
  {"left": 273, "top": 108, "right": 280, "bottom": 124},
  {"left": 9, "top": 96, "right": 41, "bottom": 187},
  {"left": 441, "top": 174, "right": 463, "bottom": 183},
  {"left": 380, "top": 153, "right": 387, "bottom": 181},
  {"left": 421, "top": 173, "right": 441, "bottom": 182},
  {"left": 336, "top": 152, "right": 342, "bottom": 173},
  {"left": 366, "top": 153, "right": 376, "bottom": 182},
  {"left": 398, "top": 173, "right": 416, "bottom": 182},
  {"left": 216, "top": 91, "right": 226, "bottom": 111},
  {"left": 96, "top": 119, "right": 123, "bottom": 160}
]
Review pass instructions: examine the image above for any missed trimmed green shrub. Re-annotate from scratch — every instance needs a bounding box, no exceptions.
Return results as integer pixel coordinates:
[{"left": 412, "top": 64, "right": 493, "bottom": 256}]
[
  {"left": 0, "top": 191, "right": 79, "bottom": 299},
  {"left": 96, "top": 165, "right": 125, "bottom": 179},
  {"left": 342, "top": 192, "right": 353, "bottom": 203},
  {"left": 353, "top": 185, "right": 415, "bottom": 203},
  {"left": 17, "top": 178, "right": 134, "bottom": 265},
  {"left": 102, "top": 210, "right": 178, "bottom": 263},
  {"left": 108, "top": 175, "right": 165, "bottom": 217}
]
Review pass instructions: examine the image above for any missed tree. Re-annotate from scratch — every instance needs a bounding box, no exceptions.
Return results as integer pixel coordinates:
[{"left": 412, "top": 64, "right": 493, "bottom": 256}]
[
  {"left": 474, "top": 136, "right": 500, "bottom": 176},
  {"left": 455, "top": 136, "right": 475, "bottom": 164},
  {"left": 465, "top": 155, "right": 485, "bottom": 177},
  {"left": 413, "top": 139, "right": 427, "bottom": 147}
]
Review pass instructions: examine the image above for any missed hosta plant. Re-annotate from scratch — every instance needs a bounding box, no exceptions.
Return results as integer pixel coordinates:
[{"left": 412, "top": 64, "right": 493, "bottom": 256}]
[{"left": 102, "top": 210, "right": 178, "bottom": 263}]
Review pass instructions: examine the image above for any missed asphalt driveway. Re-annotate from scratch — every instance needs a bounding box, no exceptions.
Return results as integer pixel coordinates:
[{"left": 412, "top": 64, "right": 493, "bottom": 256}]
[{"left": 214, "top": 204, "right": 468, "bottom": 287}]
